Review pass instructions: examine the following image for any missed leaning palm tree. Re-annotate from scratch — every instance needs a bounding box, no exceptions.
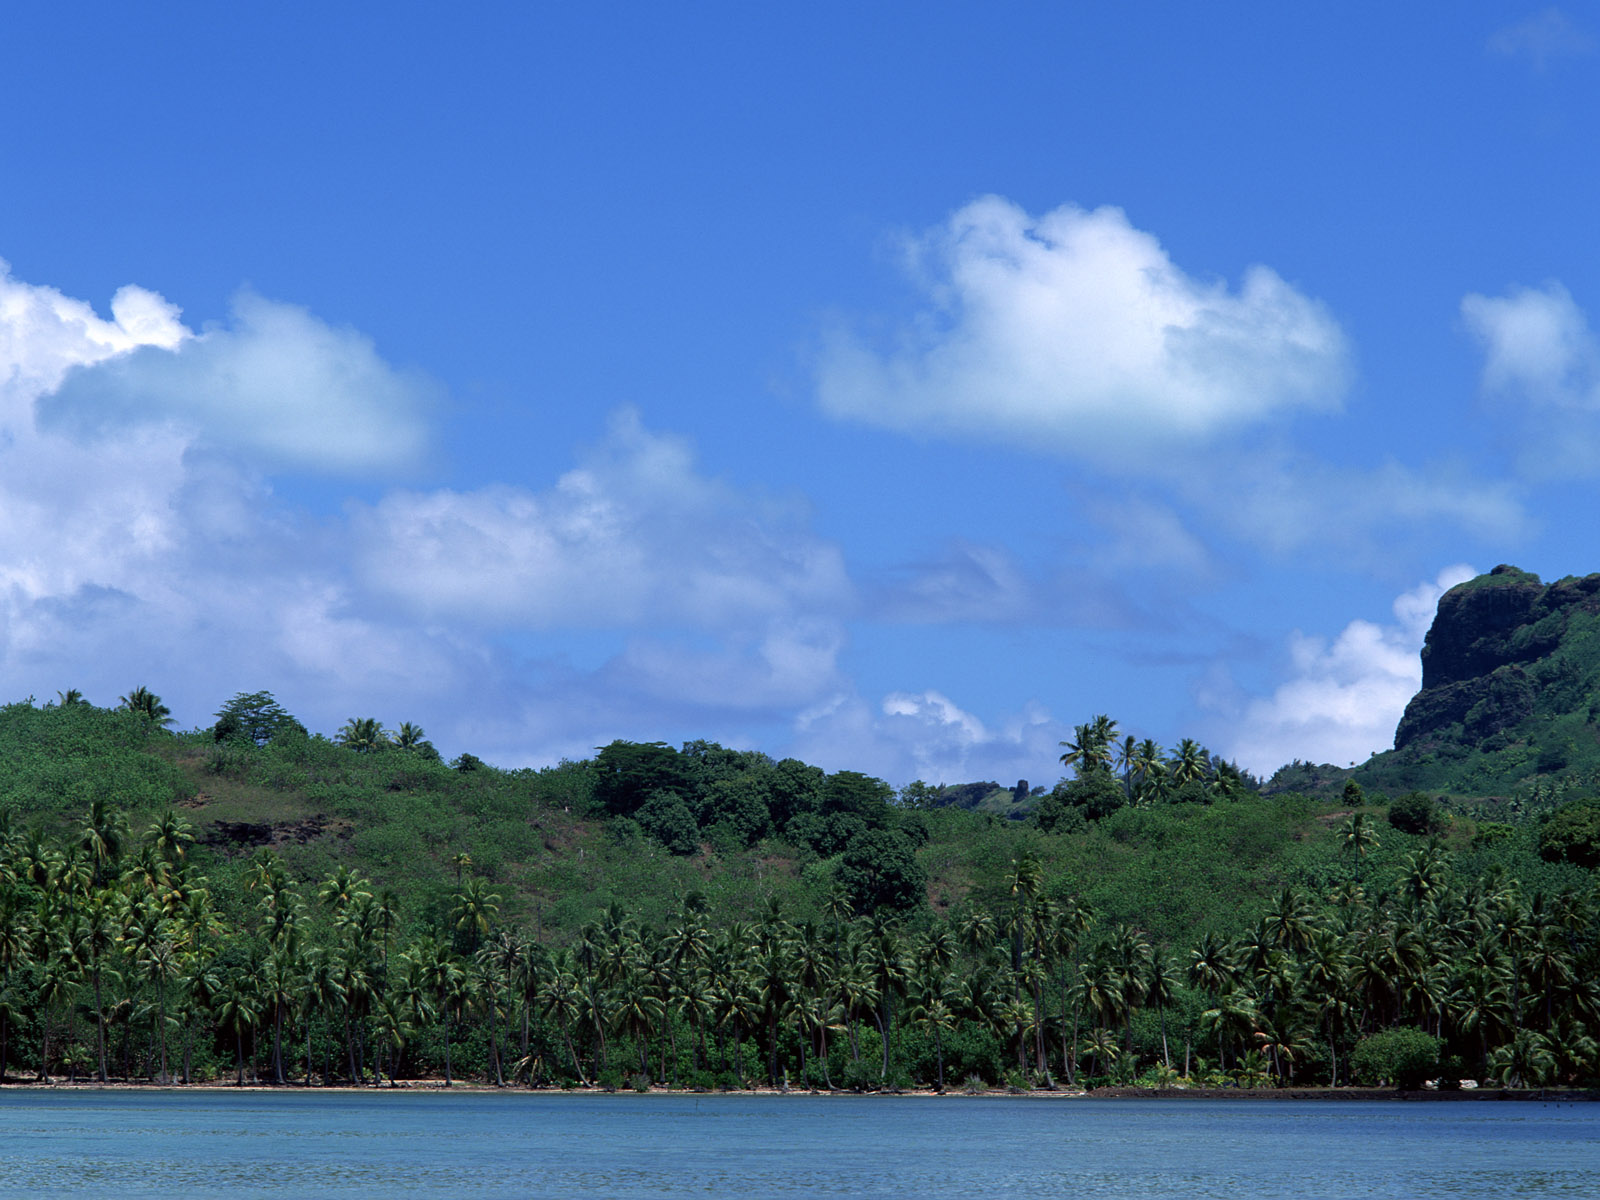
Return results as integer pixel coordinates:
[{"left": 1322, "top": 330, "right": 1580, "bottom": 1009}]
[{"left": 119, "top": 686, "right": 173, "bottom": 727}]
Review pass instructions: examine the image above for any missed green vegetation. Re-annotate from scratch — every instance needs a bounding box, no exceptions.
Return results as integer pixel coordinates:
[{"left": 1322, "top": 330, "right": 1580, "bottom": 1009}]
[{"left": 0, "top": 689, "right": 1595, "bottom": 1092}]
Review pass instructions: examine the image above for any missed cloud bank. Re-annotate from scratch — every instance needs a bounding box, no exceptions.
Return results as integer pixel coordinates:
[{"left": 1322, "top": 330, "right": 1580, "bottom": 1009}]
[{"left": 0, "top": 261, "right": 867, "bottom": 768}]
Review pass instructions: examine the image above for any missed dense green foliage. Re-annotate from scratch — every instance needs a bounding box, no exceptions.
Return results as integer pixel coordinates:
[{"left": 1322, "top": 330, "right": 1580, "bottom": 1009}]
[
  {"left": 1539, "top": 800, "right": 1600, "bottom": 869},
  {"left": 1349, "top": 1027, "right": 1442, "bottom": 1089},
  {"left": 0, "top": 692, "right": 1596, "bottom": 1092}
]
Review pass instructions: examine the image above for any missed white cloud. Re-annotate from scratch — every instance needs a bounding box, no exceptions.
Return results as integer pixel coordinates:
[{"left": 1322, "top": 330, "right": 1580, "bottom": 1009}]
[
  {"left": 790, "top": 689, "right": 1064, "bottom": 787},
  {"left": 352, "top": 409, "right": 852, "bottom": 631},
  {"left": 1488, "top": 8, "right": 1594, "bottom": 69},
  {"left": 1221, "top": 565, "right": 1475, "bottom": 775},
  {"left": 0, "top": 260, "right": 861, "bottom": 765},
  {"left": 816, "top": 195, "right": 1349, "bottom": 461},
  {"left": 0, "top": 259, "right": 185, "bottom": 416},
  {"left": 1462, "top": 281, "right": 1600, "bottom": 477},
  {"left": 1186, "top": 453, "right": 1526, "bottom": 556},
  {"left": 1463, "top": 282, "right": 1600, "bottom": 408},
  {"left": 42, "top": 290, "right": 437, "bottom": 474}
]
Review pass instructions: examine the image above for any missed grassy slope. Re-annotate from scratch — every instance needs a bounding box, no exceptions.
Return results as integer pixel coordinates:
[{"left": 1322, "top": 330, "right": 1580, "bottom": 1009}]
[{"left": 2, "top": 700, "right": 1586, "bottom": 948}]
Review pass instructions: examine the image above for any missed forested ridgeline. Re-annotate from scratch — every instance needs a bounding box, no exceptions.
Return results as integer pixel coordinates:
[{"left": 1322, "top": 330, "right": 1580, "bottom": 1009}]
[{"left": 0, "top": 692, "right": 1597, "bottom": 1091}]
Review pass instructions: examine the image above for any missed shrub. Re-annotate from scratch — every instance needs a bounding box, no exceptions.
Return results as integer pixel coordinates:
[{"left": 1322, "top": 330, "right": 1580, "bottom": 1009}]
[
  {"left": 1388, "top": 792, "right": 1444, "bottom": 836},
  {"left": 1349, "top": 1027, "right": 1440, "bottom": 1089},
  {"left": 1538, "top": 799, "right": 1600, "bottom": 869}
]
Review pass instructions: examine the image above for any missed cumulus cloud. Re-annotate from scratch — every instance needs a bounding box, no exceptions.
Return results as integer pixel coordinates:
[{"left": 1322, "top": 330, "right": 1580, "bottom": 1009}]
[
  {"left": 42, "top": 290, "right": 438, "bottom": 474},
  {"left": 352, "top": 409, "right": 852, "bottom": 631},
  {"left": 790, "top": 689, "right": 1064, "bottom": 787},
  {"left": 1221, "top": 565, "right": 1475, "bottom": 775},
  {"left": 1462, "top": 281, "right": 1600, "bottom": 477},
  {"left": 1488, "top": 8, "right": 1594, "bottom": 69},
  {"left": 0, "top": 259, "right": 186, "bottom": 412},
  {"left": 816, "top": 196, "right": 1349, "bottom": 461}
]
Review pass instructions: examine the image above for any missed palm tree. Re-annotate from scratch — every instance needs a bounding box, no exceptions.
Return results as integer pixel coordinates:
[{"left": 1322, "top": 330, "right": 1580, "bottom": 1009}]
[
  {"left": 317, "top": 866, "right": 372, "bottom": 917},
  {"left": 1114, "top": 736, "right": 1138, "bottom": 798},
  {"left": 452, "top": 878, "right": 501, "bottom": 957},
  {"left": 82, "top": 890, "right": 122, "bottom": 1081},
  {"left": 337, "top": 717, "right": 391, "bottom": 753},
  {"left": 214, "top": 976, "right": 263, "bottom": 1086},
  {"left": 146, "top": 811, "right": 195, "bottom": 865},
  {"left": 79, "top": 798, "right": 129, "bottom": 889},
  {"left": 1059, "top": 716, "right": 1116, "bottom": 777},
  {"left": 1169, "top": 739, "right": 1209, "bottom": 787},
  {"left": 913, "top": 993, "right": 957, "bottom": 1091},
  {"left": 119, "top": 686, "right": 173, "bottom": 727},
  {"left": 538, "top": 951, "right": 590, "bottom": 1084},
  {"left": 1340, "top": 812, "right": 1380, "bottom": 877},
  {"left": 1146, "top": 946, "right": 1181, "bottom": 1070},
  {"left": 394, "top": 722, "right": 428, "bottom": 750}
]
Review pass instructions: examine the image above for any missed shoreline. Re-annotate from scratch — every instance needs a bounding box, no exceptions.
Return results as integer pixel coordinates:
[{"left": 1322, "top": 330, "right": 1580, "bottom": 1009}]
[{"left": 3, "top": 1079, "right": 1596, "bottom": 1101}]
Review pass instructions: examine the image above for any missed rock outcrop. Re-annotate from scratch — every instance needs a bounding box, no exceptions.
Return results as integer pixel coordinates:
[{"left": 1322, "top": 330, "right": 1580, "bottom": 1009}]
[{"left": 1393, "top": 565, "right": 1600, "bottom": 752}]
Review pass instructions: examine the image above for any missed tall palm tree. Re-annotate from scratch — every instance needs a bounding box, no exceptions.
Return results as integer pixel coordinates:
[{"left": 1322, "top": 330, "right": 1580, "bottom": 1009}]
[
  {"left": 214, "top": 975, "right": 263, "bottom": 1086},
  {"left": 1169, "top": 739, "right": 1210, "bottom": 787}
]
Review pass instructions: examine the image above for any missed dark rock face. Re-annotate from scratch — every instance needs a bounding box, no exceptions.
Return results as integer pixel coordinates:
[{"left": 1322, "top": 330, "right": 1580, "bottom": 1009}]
[{"left": 1394, "top": 566, "right": 1600, "bottom": 751}]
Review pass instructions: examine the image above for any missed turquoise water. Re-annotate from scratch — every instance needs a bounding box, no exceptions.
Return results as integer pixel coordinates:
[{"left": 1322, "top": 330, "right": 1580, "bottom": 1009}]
[{"left": 0, "top": 1091, "right": 1596, "bottom": 1198}]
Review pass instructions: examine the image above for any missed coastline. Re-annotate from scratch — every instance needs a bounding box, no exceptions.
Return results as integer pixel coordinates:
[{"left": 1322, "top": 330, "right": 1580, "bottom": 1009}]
[{"left": 2, "top": 1079, "right": 1596, "bottom": 1101}]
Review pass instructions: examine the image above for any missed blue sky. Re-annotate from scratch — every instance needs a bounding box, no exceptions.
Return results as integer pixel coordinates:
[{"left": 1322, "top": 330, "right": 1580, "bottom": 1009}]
[{"left": 1, "top": 3, "right": 1597, "bottom": 785}]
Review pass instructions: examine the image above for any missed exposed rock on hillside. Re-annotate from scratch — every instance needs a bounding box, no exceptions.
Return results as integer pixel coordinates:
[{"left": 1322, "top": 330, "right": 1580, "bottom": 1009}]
[{"left": 1392, "top": 565, "right": 1600, "bottom": 755}]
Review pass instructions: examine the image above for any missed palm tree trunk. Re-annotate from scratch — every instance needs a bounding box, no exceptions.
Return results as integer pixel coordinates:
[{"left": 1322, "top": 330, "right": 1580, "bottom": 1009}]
[
  {"left": 158, "top": 982, "right": 170, "bottom": 1084},
  {"left": 94, "top": 967, "right": 107, "bottom": 1083},
  {"left": 271, "top": 1002, "right": 283, "bottom": 1085},
  {"left": 345, "top": 1011, "right": 359, "bottom": 1083}
]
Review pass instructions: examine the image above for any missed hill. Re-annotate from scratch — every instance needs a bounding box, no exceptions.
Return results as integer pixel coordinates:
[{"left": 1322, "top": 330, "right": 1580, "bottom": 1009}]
[{"left": 1, "top": 674, "right": 1595, "bottom": 1094}]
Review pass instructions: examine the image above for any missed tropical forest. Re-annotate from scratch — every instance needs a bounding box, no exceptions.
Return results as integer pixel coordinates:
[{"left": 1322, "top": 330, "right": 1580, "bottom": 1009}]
[{"left": 2, "top": 566, "right": 1599, "bottom": 1095}]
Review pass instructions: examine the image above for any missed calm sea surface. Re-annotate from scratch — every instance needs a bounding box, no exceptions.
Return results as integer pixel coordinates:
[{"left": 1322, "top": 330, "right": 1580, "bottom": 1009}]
[{"left": 0, "top": 1091, "right": 1596, "bottom": 1199}]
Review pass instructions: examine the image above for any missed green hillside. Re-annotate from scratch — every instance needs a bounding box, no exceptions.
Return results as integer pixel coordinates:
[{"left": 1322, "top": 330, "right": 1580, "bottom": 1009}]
[{"left": 2, "top": 689, "right": 1596, "bottom": 1094}]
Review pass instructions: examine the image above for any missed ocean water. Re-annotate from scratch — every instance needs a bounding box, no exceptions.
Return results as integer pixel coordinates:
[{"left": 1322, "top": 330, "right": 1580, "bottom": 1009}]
[{"left": 0, "top": 1091, "right": 1596, "bottom": 1199}]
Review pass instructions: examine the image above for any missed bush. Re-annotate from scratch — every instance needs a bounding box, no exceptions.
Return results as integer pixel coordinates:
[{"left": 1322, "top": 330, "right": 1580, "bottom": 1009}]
[
  {"left": 1349, "top": 1027, "right": 1440, "bottom": 1089},
  {"left": 837, "top": 829, "right": 926, "bottom": 914},
  {"left": 1388, "top": 792, "right": 1444, "bottom": 836},
  {"left": 1049, "top": 769, "right": 1125, "bottom": 822},
  {"left": 1538, "top": 799, "right": 1600, "bottom": 868},
  {"left": 636, "top": 789, "right": 700, "bottom": 855}
]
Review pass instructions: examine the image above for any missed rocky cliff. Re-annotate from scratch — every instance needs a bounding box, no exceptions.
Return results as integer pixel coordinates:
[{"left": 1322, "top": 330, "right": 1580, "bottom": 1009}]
[{"left": 1390, "top": 565, "right": 1600, "bottom": 761}]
